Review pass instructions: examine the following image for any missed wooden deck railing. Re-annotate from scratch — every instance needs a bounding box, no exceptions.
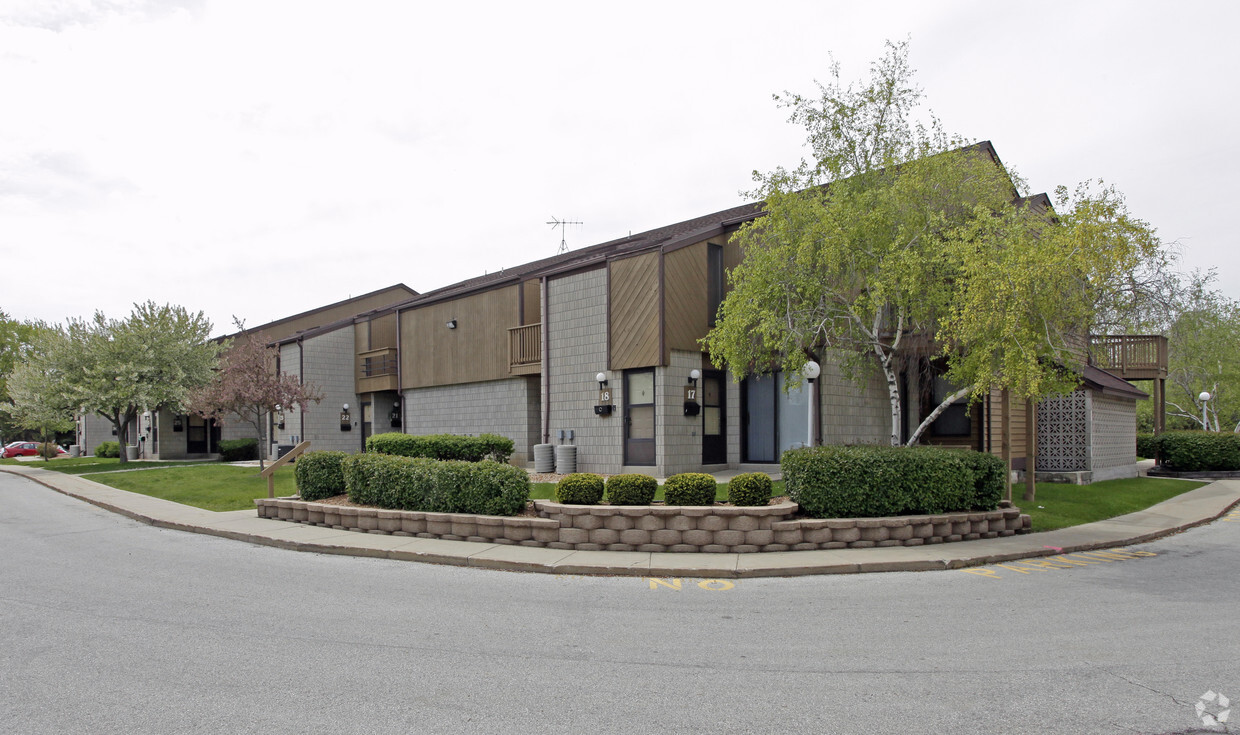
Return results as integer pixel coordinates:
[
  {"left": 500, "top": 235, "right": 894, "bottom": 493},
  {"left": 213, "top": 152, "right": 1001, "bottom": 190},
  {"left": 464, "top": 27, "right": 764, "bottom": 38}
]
[
  {"left": 1089, "top": 335, "right": 1168, "bottom": 378},
  {"left": 259, "top": 440, "right": 310, "bottom": 498},
  {"left": 508, "top": 323, "right": 541, "bottom": 373},
  {"left": 358, "top": 347, "right": 398, "bottom": 377}
]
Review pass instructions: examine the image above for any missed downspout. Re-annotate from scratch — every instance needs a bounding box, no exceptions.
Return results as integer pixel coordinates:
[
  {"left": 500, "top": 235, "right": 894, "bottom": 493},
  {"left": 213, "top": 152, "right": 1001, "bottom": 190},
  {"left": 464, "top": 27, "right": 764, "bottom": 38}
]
[
  {"left": 396, "top": 309, "right": 404, "bottom": 433},
  {"left": 298, "top": 337, "right": 305, "bottom": 444},
  {"left": 541, "top": 275, "right": 551, "bottom": 445}
]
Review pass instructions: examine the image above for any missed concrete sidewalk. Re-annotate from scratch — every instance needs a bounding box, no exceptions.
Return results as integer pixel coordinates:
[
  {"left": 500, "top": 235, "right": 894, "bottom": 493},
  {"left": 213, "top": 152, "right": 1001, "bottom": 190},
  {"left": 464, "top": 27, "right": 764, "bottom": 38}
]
[{"left": 4, "top": 464, "right": 1237, "bottom": 578}]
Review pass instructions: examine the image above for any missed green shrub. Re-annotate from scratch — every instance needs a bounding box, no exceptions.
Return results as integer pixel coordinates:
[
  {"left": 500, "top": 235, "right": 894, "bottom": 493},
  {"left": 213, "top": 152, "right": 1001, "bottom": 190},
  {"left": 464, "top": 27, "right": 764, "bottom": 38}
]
[
  {"left": 341, "top": 453, "right": 529, "bottom": 516},
  {"left": 366, "top": 432, "right": 514, "bottom": 463},
  {"left": 1154, "top": 431, "right": 1240, "bottom": 471},
  {"left": 728, "top": 472, "right": 773, "bottom": 506},
  {"left": 663, "top": 472, "right": 717, "bottom": 506},
  {"left": 95, "top": 441, "right": 120, "bottom": 458},
  {"left": 605, "top": 474, "right": 658, "bottom": 505},
  {"left": 295, "top": 451, "right": 349, "bottom": 501},
  {"left": 1136, "top": 433, "right": 1157, "bottom": 460},
  {"left": 957, "top": 450, "right": 1007, "bottom": 511},
  {"left": 781, "top": 444, "right": 993, "bottom": 518},
  {"left": 218, "top": 438, "right": 259, "bottom": 462},
  {"left": 555, "top": 473, "right": 605, "bottom": 504}
]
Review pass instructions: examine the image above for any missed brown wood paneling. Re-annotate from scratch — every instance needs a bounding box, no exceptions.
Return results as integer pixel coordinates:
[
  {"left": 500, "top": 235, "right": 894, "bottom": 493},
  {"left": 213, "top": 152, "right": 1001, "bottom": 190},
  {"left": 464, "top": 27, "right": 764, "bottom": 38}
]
[
  {"left": 609, "top": 252, "right": 661, "bottom": 369},
  {"left": 251, "top": 285, "right": 415, "bottom": 344},
  {"left": 400, "top": 285, "right": 520, "bottom": 388},
  {"left": 355, "top": 322, "right": 368, "bottom": 354},
  {"left": 664, "top": 241, "right": 708, "bottom": 359},
  {"left": 370, "top": 313, "right": 398, "bottom": 349},
  {"left": 722, "top": 231, "right": 745, "bottom": 294},
  {"left": 523, "top": 280, "right": 541, "bottom": 325},
  {"left": 986, "top": 388, "right": 1031, "bottom": 466}
]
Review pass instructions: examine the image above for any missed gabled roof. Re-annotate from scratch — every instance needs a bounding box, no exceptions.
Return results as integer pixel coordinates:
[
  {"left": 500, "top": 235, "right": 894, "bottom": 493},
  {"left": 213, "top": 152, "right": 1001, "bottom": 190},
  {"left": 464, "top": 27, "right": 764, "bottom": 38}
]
[{"left": 1081, "top": 365, "right": 1149, "bottom": 400}]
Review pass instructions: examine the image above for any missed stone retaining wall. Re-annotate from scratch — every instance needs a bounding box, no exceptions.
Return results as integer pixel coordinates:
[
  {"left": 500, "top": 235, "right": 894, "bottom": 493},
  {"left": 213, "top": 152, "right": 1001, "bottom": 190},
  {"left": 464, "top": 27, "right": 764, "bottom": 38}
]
[{"left": 256, "top": 498, "right": 1031, "bottom": 553}]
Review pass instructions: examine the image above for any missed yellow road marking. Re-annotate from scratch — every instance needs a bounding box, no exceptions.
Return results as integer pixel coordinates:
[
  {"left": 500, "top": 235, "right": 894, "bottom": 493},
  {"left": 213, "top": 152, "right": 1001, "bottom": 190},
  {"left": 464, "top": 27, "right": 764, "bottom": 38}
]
[
  {"left": 645, "top": 578, "right": 737, "bottom": 591},
  {"left": 961, "top": 547, "right": 1157, "bottom": 579}
]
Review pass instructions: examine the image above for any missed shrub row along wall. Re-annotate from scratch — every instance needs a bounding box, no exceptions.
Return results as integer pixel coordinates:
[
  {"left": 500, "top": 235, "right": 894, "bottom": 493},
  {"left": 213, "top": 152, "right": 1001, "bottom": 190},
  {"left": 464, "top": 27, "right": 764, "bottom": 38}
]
[{"left": 255, "top": 498, "right": 1031, "bottom": 552}]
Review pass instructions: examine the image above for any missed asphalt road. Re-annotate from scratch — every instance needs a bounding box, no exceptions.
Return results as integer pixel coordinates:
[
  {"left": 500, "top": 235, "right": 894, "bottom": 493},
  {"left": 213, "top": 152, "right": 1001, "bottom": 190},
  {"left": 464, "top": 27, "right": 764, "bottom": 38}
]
[{"left": 2, "top": 471, "right": 1237, "bottom": 735}]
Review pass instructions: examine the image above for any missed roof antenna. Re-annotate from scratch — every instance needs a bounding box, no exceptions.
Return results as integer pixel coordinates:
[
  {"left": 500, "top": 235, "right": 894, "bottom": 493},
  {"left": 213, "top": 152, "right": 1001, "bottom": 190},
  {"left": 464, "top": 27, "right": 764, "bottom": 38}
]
[{"left": 547, "top": 216, "right": 583, "bottom": 254}]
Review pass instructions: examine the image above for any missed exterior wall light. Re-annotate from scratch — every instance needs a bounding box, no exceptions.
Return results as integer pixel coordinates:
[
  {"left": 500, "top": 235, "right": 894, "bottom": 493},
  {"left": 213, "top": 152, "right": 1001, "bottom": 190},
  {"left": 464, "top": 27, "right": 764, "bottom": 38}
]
[
  {"left": 275, "top": 404, "right": 285, "bottom": 430},
  {"left": 340, "top": 403, "right": 352, "bottom": 431},
  {"left": 684, "top": 369, "right": 702, "bottom": 416},
  {"left": 594, "top": 372, "right": 613, "bottom": 416},
  {"left": 446, "top": 319, "right": 457, "bottom": 329}
]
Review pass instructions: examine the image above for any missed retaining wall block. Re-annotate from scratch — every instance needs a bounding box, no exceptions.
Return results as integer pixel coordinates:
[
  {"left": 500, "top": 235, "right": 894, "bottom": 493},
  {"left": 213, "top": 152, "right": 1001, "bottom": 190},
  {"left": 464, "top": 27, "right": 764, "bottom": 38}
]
[
  {"left": 619, "top": 529, "right": 651, "bottom": 546},
  {"left": 714, "top": 530, "right": 745, "bottom": 547}
]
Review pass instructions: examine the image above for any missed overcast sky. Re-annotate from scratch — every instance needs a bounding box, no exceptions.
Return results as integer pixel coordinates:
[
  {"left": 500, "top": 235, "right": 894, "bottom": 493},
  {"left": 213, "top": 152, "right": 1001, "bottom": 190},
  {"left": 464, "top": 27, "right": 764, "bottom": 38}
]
[{"left": 2, "top": 0, "right": 1236, "bottom": 336}]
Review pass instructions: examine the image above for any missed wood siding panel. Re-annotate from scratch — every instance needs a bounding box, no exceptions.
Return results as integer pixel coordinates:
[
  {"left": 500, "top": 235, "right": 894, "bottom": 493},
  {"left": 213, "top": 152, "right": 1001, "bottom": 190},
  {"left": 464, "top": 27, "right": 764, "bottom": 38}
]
[
  {"left": 355, "top": 322, "right": 368, "bottom": 354},
  {"left": 252, "top": 285, "right": 414, "bottom": 345},
  {"left": 400, "top": 285, "right": 520, "bottom": 388},
  {"left": 523, "top": 280, "right": 541, "bottom": 325},
  {"left": 370, "top": 313, "right": 398, "bottom": 349},
  {"left": 664, "top": 241, "right": 708, "bottom": 359},
  {"left": 986, "top": 388, "right": 1031, "bottom": 466},
  {"left": 609, "top": 252, "right": 661, "bottom": 370}
]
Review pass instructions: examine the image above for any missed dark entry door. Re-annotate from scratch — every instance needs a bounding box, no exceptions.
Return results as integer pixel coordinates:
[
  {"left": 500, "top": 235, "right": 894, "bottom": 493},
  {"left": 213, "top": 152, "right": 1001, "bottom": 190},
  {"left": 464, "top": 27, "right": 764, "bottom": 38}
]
[
  {"left": 702, "top": 371, "right": 726, "bottom": 464},
  {"left": 624, "top": 369, "right": 655, "bottom": 465},
  {"left": 187, "top": 414, "right": 207, "bottom": 454},
  {"left": 743, "top": 375, "right": 777, "bottom": 462}
]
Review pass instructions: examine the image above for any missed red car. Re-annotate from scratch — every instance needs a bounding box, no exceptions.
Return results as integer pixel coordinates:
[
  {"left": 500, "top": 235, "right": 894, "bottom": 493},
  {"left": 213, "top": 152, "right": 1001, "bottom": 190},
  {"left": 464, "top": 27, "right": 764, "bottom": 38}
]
[{"left": 1, "top": 441, "right": 68, "bottom": 458}]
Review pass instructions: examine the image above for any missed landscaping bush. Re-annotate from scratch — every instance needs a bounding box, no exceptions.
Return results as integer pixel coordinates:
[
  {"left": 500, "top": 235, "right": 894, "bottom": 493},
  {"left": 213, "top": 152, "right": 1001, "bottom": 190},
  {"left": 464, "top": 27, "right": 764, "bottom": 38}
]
[
  {"left": 555, "top": 473, "right": 604, "bottom": 504},
  {"left": 957, "top": 450, "right": 1007, "bottom": 511},
  {"left": 366, "top": 432, "right": 514, "bottom": 463},
  {"left": 95, "top": 441, "right": 120, "bottom": 458},
  {"left": 1136, "top": 433, "right": 1157, "bottom": 460},
  {"left": 728, "top": 472, "right": 773, "bottom": 506},
  {"left": 1153, "top": 431, "right": 1240, "bottom": 472},
  {"left": 295, "top": 450, "right": 349, "bottom": 501},
  {"left": 218, "top": 437, "right": 259, "bottom": 462},
  {"left": 342, "top": 453, "right": 529, "bottom": 516},
  {"left": 604, "top": 473, "right": 657, "bottom": 505},
  {"left": 781, "top": 444, "right": 993, "bottom": 518},
  {"left": 38, "top": 442, "right": 60, "bottom": 459},
  {"left": 663, "top": 472, "right": 717, "bottom": 506}
]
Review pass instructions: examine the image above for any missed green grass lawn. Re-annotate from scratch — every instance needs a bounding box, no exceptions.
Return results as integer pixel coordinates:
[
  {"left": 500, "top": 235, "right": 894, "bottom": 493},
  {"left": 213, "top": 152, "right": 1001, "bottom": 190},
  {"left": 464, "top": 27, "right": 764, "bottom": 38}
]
[
  {"left": 1015, "top": 476, "right": 1206, "bottom": 532},
  {"left": 88, "top": 464, "right": 298, "bottom": 511},
  {"left": 0, "top": 456, "right": 218, "bottom": 474}
]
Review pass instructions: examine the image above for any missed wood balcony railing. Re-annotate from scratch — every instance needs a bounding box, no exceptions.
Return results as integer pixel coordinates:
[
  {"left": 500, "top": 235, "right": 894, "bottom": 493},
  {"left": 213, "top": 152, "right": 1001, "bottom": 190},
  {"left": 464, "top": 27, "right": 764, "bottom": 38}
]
[
  {"left": 1089, "top": 335, "right": 1168, "bottom": 380},
  {"left": 357, "top": 347, "right": 399, "bottom": 392},
  {"left": 508, "top": 323, "right": 541, "bottom": 375}
]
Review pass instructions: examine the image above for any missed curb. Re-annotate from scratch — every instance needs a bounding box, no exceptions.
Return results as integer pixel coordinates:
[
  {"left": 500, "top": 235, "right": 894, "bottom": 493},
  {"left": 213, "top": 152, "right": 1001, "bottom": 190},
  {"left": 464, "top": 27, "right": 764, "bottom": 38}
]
[{"left": 4, "top": 465, "right": 1238, "bottom": 578}]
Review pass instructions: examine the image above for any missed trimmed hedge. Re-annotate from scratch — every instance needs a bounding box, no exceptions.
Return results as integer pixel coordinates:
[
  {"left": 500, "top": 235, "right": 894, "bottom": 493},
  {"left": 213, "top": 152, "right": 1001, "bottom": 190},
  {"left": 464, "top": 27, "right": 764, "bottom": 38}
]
[
  {"left": 1153, "top": 431, "right": 1240, "bottom": 471},
  {"left": 341, "top": 453, "right": 529, "bottom": 516},
  {"left": 1136, "top": 433, "right": 1156, "bottom": 460},
  {"left": 295, "top": 451, "right": 349, "bottom": 501},
  {"left": 663, "top": 472, "right": 717, "bottom": 506},
  {"left": 366, "top": 432, "right": 514, "bottom": 463},
  {"left": 605, "top": 474, "right": 657, "bottom": 505},
  {"left": 556, "top": 473, "right": 605, "bottom": 505},
  {"left": 95, "top": 441, "right": 120, "bottom": 458},
  {"left": 218, "top": 437, "right": 258, "bottom": 462},
  {"left": 728, "top": 472, "right": 773, "bottom": 507},
  {"left": 781, "top": 444, "right": 1003, "bottom": 519}
]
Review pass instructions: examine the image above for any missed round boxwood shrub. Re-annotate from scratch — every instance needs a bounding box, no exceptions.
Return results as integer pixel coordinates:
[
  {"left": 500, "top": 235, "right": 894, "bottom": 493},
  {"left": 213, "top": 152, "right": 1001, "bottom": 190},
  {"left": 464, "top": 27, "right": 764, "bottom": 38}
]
[
  {"left": 555, "top": 473, "right": 604, "bottom": 504},
  {"left": 662, "top": 472, "right": 717, "bottom": 506},
  {"left": 728, "top": 472, "right": 773, "bottom": 506},
  {"left": 605, "top": 473, "right": 657, "bottom": 505},
  {"left": 95, "top": 441, "right": 120, "bottom": 458},
  {"left": 295, "top": 450, "right": 349, "bottom": 501}
]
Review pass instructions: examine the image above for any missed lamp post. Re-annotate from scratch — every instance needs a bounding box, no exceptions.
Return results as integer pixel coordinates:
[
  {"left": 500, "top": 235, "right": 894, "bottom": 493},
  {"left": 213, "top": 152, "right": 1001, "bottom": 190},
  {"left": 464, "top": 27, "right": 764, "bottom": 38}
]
[
  {"left": 1199, "top": 391, "right": 1212, "bottom": 430},
  {"left": 803, "top": 360, "right": 821, "bottom": 447}
]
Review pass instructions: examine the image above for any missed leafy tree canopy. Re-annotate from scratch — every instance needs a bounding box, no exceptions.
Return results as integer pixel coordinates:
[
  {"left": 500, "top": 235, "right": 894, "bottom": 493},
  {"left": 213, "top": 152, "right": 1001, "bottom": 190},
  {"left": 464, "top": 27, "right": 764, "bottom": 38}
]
[{"left": 704, "top": 39, "right": 1168, "bottom": 446}]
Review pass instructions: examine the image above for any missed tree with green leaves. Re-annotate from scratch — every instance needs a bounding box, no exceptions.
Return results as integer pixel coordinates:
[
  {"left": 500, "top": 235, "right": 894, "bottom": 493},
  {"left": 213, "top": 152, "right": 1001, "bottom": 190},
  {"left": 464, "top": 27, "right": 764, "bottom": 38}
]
[
  {"left": 23, "top": 302, "right": 220, "bottom": 463},
  {"left": 1161, "top": 273, "right": 1240, "bottom": 431},
  {"left": 703, "top": 39, "right": 1167, "bottom": 447},
  {"left": 6, "top": 334, "right": 77, "bottom": 459},
  {"left": 0, "top": 311, "right": 52, "bottom": 441}
]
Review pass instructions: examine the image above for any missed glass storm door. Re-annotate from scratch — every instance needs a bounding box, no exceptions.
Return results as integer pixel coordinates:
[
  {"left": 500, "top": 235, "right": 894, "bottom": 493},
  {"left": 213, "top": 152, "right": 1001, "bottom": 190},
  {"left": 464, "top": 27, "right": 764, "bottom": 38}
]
[
  {"left": 702, "top": 371, "right": 726, "bottom": 464},
  {"left": 624, "top": 369, "right": 655, "bottom": 466}
]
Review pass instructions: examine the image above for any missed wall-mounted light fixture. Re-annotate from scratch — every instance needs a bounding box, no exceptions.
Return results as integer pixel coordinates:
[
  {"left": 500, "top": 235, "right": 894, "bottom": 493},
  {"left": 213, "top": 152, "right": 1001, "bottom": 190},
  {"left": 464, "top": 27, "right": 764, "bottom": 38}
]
[
  {"left": 594, "top": 372, "right": 613, "bottom": 416},
  {"left": 340, "top": 402, "right": 352, "bottom": 431},
  {"left": 683, "top": 369, "right": 702, "bottom": 416},
  {"left": 275, "top": 404, "right": 285, "bottom": 430},
  {"left": 446, "top": 319, "right": 457, "bottom": 329}
]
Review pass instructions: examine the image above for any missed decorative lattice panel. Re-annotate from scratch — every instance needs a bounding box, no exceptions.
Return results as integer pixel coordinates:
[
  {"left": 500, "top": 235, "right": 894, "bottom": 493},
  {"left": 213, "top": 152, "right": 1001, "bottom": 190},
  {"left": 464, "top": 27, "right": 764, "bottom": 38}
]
[{"left": 1037, "top": 392, "right": 1089, "bottom": 471}]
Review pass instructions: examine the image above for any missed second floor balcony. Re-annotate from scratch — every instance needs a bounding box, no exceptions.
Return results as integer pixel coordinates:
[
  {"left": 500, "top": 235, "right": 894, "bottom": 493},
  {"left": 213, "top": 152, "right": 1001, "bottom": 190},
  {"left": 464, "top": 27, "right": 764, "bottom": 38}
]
[
  {"left": 1089, "top": 334, "right": 1168, "bottom": 380},
  {"left": 357, "top": 347, "right": 399, "bottom": 393},
  {"left": 508, "top": 323, "right": 541, "bottom": 375}
]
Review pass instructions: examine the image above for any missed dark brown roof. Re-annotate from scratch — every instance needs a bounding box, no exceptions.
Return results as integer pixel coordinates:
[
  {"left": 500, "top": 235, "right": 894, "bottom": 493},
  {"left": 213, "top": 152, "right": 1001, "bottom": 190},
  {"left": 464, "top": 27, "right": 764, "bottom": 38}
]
[{"left": 1081, "top": 365, "right": 1149, "bottom": 399}]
